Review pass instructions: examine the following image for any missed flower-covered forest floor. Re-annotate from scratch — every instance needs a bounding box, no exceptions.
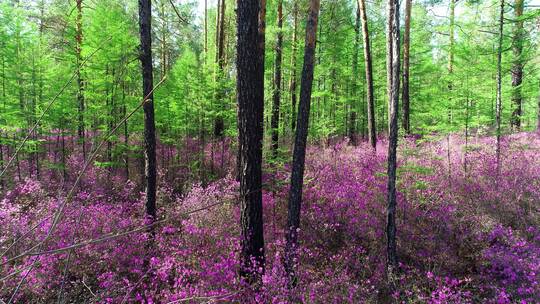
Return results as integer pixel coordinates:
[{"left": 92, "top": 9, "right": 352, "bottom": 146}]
[{"left": 1, "top": 132, "right": 539, "bottom": 303}]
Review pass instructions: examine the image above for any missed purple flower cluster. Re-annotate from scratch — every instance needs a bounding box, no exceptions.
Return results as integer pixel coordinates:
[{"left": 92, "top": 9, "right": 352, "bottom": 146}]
[{"left": 1, "top": 132, "right": 539, "bottom": 302}]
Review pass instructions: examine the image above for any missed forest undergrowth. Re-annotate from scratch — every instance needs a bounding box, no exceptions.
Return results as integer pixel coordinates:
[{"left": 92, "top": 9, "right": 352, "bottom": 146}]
[{"left": 1, "top": 132, "right": 539, "bottom": 303}]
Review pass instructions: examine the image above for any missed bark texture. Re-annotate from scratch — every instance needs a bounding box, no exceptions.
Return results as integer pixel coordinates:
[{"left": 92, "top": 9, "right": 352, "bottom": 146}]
[
  {"left": 511, "top": 0, "right": 524, "bottom": 130},
  {"left": 386, "top": 0, "right": 400, "bottom": 276},
  {"left": 402, "top": 0, "right": 412, "bottom": 134},
  {"left": 271, "top": 0, "right": 283, "bottom": 157},
  {"left": 138, "top": 0, "right": 157, "bottom": 220},
  {"left": 237, "top": 0, "right": 266, "bottom": 284},
  {"left": 358, "top": 0, "right": 376, "bottom": 149},
  {"left": 285, "top": 0, "right": 320, "bottom": 287},
  {"left": 496, "top": 0, "right": 504, "bottom": 172}
]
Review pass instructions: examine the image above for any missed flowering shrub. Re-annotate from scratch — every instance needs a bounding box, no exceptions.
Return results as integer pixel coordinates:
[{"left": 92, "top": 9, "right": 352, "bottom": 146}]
[{"left": 0, "top": 132, "right": 539, "bottom": 302}]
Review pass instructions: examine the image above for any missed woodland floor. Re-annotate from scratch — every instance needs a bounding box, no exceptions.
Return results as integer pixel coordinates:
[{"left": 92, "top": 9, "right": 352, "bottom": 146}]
[{"left": 1, "top": 132, "right": 539, "bottom": 303}]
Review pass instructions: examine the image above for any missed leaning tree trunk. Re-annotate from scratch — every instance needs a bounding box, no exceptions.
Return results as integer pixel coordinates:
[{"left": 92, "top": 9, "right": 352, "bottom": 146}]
[
  {"left": 496, "top": 0, "right": 504, "bottom": 174},
  {"left": 138, "top": 0, "right": 157, "bottom": 221},
  {"left": 402, "top": 0, "right": 412, "bottom": 135},
  {"left": 237, "top": 0, "right": 266, "bottom": 285},
  {"left": 511, "top": 0, "right": 524, "bottom": 130},
  {"left": 284, "top": 0, "right": 320, "bottom": 287},
  {"left": 386, "top": 0, "right": 400, "bottom": 279},
  {"left": 271, "top": 0, "right": 283, "bottom": 157},
  {"left": 358, "top": 0, "right": 376, "bottom": 149}
]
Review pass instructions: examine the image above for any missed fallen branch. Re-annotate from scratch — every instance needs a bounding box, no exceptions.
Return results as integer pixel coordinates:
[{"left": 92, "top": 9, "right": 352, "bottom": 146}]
[{"left": 166, "top": 291, "right": 240, "bottom": 304}]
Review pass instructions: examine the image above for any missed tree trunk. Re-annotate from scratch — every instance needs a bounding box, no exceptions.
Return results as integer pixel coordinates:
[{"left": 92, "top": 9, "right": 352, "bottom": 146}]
[
  {"left": 271, "top": 0, "right": 283, "bottom": 157},
  {"left": 386, "top": 0, "right": 394, "bottom": 134},
  {"left": 350, "top": 5, "right": 360, "bottom": 146},
  {"left": 284, "top": 0, "right": 320, "bottom": 287},
  {"left": 237, "top": 0, "right": 266, "bottom": 285},
  {"left": 204, "top": 0, "right": 208, "bottom": 63},
  {"left": 349, "top": 111, "right": 357, "bottom": 145},
  {"left": 464, "top": 96, "right": 470, "bottom": 174},
  {"left": 402, "top": 0, "right": 412, "bottom": 134},
  {"left": 496, "top": 0, "right": 504, "bottom": 173},
  {"left": 76, "top": 0, "right": 85, "bottom": 160},
  {"left": 386, "top": 0, "right": 400, "bottom": 278},
  {"left": 160, "top": 1, "right": 168, "bottom": 80},
  {"left": 358, "top": 0, "right": 376, "bottom": 149},
  {"left": 289, "top": 1, "right": 299, "bottom": 132},
  {"left": 60, "top": 124, "right": 67, "bottom": 182},
  {"left": 258, "top": 0, "right": 266, "bottom": 58},
  {"left": 122, "top": 83, "right": 129, "bottom": 181},
  {"left": 215, "top": 0, "right": 220, "bottom": 63},
  {"left": 138, "top": 0, "right": 157, "bottom": 220},
  {"left": 447, "top": 0, "right": 455, "bottom": 180},
  {"left": 214, "top": 0, "right": 227, "bottom": 137},
  {"left": 511, "top": 0, "right": 523, "bottom": 130},
  {"left": 218, "top": 0, "right": 226, "bottom": 69}
]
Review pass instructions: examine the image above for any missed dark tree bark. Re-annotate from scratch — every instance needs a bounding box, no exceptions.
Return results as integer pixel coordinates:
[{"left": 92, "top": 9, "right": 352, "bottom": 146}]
[
  {"left": 349, "top": 111, "right": 357, "bottom": 145},
  {"left": 271, "top": 0, "right": 283, "bottom": 157},
  {"left": 358, "top": 0, "right": 376, "bottom": 149},
  {"left": 464, "top": 89, "right": 470, "bottom": 174},
  {"left": 138, "top": 0, "right": 157, "bottom": 220},
  {"left": 350, "top": 5, "right": 360, "bottom": 146},
  {"left": 402, "top": 0, "right": 412, "bottom": 134},
  {"left": 386, "top": 0, "right": 394, "bottom": 133},
  {"left": 447, "top": 0, "right": 455, "bottom": 180},
  {"left": 122, "top": 83, "right": 129, "bottom": 181},
  {"left": 511, "top": 0, "right": 524, "bottom": 130},
  {"left": 496, "top": 0, "right": 504, "bottom": 173},
  {"left": 386, "top": 0, "right": 400, "bottom": 277},
  {"left": 289, "top": 0, "right": 298, "bottom": 132},
  {"left": 159, "top": 1, "right": 168, "bottom": 80},
  {"left": 284, "top": 0, "right": 320, "bottom": 287},
  {"left": 218, "top": 0, "right": 226, "bottom": 69},
  {"left": 214, "top": 0, "right": 226, "bottom": 137},
  {"left": 215, "top": 0, "right": 220, "bottom": 63},
  {"left": 237, "top": 0, "right": 266, "bottom": 284},
  {"left": 258, "top": 0, "right": 266, "bottom": 56}
]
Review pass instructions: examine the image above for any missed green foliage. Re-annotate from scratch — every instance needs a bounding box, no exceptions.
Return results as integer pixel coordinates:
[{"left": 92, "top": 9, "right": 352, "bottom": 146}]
[{"left": 0, "top": 0, "right": 538, "bottom": 169}]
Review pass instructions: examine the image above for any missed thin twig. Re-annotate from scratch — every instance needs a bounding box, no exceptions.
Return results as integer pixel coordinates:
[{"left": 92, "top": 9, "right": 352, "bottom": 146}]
[
  {"left": 56, "top": 210, "right": 85, "bottom": 304},
  {"left": 168, "top": 0, "right": 189, "bottom": 24},
  {"left": 1, "top": 77, "right": 167, "bottom": 302},
  {"left": 0, "top": 215, "right": 52, "bottom": 257},
  {"left": 166, "top": 291, "right": 240, "bottom": 304},
  {"left": 0, "top": 77, "right": 167, "bottom": 268},
  {"left": 25, "top": 200, "right": 224, "bottom": 257},
  {"left": 120, "top": 267, "right": 153, "bottom": 304},
  {"left": 82, "top": 278, "right": 97, "bottom": 298},
  {"left": 7, "top": 256, "right": 37, "bottom": 304}
]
